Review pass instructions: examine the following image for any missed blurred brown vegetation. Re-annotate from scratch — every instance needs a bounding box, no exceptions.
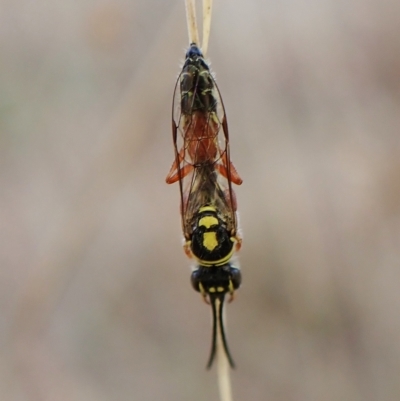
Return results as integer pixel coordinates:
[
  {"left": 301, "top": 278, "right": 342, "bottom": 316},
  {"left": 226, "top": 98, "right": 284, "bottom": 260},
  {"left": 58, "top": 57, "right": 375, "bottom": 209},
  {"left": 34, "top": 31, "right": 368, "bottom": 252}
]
[{"left": 1, "top": 0, "right": 400, "bottom": 400}]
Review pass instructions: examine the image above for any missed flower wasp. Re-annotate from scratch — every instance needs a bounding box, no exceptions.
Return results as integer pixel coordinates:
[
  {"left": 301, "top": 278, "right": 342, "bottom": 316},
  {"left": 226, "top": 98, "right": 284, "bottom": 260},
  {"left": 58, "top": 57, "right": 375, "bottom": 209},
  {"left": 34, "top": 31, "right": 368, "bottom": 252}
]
[{"left": 166, "top": 43, "right": 243, "bottom": 368}]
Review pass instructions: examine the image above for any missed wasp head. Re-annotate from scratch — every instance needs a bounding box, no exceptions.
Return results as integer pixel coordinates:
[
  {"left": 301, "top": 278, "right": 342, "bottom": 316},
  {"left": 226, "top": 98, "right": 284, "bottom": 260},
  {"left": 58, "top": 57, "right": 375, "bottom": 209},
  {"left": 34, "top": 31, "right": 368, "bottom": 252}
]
[{"left": 185, "top": 43, "right": 204, "bottom": 59}]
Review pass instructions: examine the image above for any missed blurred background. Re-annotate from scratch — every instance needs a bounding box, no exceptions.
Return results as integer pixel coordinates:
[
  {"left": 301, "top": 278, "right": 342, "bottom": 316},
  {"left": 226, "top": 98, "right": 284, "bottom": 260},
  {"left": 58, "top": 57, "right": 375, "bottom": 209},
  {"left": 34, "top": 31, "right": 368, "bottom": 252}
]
[{"left": 1, "top": 0, "right": 400, "bottom": 400}]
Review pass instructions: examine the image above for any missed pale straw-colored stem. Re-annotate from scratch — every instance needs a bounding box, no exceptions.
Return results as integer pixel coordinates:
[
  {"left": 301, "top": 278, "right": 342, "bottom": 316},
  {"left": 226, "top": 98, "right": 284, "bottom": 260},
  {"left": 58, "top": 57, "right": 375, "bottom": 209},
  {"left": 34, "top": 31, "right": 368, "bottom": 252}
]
[
  {"left": 185, "top": 0, "right": 200, "bottom": 45},
  {"left": 215, "top": 298, "right": 233, "bottom": 401},
  {"left": 202, "top": 0, "right": 213, "bottom": 56}
]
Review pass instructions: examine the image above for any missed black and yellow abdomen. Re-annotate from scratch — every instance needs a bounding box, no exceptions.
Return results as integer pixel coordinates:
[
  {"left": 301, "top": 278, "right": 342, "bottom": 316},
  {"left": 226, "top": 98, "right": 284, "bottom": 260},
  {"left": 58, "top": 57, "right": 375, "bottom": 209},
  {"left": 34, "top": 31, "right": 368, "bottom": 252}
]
[{"left": 189, "top": 206, "right": 234, "bottom": 266}]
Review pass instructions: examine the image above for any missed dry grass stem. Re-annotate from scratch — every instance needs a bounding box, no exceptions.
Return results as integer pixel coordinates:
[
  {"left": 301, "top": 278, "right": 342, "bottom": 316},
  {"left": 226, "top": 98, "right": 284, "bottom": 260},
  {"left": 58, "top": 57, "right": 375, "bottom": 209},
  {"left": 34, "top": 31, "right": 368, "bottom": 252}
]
[
  {"left": 202, "top": 0, "right": 213, "bottom": 56},
  {"left": 185, "top": 0, "right": 199, "bottom": 45}
]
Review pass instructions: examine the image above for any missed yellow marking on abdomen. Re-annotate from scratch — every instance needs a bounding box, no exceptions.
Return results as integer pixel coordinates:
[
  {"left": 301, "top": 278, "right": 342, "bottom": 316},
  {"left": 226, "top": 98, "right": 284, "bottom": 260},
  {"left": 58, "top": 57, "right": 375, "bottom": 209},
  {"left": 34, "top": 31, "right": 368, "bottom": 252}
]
[
  {"left": 199, "top": 215, "right": 218, "bottom": 229},
  {"left": 203, "top": 232, "right": 218, "bottom": 251}
]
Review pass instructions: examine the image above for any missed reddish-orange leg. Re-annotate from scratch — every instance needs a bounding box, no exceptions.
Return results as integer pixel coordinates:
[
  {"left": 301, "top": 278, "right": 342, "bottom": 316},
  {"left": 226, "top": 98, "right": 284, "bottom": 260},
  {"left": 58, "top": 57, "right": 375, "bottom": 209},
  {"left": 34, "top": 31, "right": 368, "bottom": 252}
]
[
  {"left": 165, "top": 147, "right": 194, "bottom": 184},
  {"left": 216, "top": 153, "right": 243, "bottom": 185}
]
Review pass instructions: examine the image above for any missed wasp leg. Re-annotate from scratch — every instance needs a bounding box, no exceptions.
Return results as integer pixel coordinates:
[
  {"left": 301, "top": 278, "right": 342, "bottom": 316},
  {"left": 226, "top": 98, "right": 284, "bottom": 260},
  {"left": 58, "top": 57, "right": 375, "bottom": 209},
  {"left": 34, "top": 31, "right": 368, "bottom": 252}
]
[
  {"left": 199, "top": 282, "right": 210, "bottom": 305},
  {"left": 216, "top": 153, "right": 243, "bottom": 185},
  {"left": 234, "top": 234, "right": 242, "bottom": 252},
  {"left": 166, "top": 147, "right": 193, "bottom": 184},
  {"left": 183, "top": 241, "right": 193, "bottom": 259},
  {"left": 166, "top": 164, "right": 193, "bottom": 184},
  {"left": 227, "top": 279, "right": 235, "bottom": 303}
]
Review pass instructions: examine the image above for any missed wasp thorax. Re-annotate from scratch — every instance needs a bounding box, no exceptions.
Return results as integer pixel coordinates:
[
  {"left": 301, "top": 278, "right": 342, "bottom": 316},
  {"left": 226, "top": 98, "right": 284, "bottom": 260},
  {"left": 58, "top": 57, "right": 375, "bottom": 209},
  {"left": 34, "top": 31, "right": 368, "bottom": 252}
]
[{"left": 190, "top": 206, "right": 234, "bottom": 265}]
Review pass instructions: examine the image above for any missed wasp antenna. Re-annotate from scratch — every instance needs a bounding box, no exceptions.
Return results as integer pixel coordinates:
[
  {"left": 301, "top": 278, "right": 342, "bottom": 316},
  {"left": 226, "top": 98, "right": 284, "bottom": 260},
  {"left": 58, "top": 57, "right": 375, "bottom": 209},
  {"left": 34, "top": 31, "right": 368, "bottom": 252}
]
[
  {"left": 206, "top": 294, "right": 218, "bottom": 369},
  {"left": 216, "top": 295, "right": 236, "bottom": 369},
  {"left": 185, "top": 0, "right": 200, "bottom": 46},
  {"left": 207, "top": 294, "right": 235, "bottom": 369}
]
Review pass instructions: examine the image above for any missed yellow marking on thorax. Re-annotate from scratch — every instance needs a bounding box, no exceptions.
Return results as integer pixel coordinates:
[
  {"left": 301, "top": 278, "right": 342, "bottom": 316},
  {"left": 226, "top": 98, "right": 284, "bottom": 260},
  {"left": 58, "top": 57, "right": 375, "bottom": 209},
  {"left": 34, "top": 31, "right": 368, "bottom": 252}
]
[
  {"left": 199, "top": 215, "right": 218, "bottom": 229},
  {"left": 199, "top": 205, "right": 217, "bottom": 213},
  {"left": 203, "top": 232, "right": 218, "bottom": 251}
]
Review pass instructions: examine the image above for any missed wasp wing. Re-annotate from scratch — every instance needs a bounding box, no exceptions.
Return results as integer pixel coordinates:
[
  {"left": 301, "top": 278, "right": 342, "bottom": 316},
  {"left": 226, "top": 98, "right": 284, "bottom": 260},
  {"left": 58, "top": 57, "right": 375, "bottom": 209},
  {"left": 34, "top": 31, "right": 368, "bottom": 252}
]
[{"left": 171, "top": 70, "right": 239, "bottom": 238}]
